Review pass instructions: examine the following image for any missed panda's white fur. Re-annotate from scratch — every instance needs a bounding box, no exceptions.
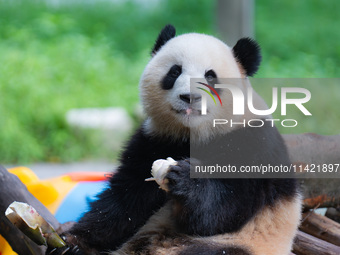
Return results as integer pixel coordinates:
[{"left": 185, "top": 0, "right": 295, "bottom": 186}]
[{"left": 57, "top": 25, "right": 301, "bottom": 255}]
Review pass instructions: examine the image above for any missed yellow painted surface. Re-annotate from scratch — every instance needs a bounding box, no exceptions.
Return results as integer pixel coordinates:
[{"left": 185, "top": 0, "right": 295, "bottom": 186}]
[{"left": 42, "top": 175, "right": 76, "bottom": 214}]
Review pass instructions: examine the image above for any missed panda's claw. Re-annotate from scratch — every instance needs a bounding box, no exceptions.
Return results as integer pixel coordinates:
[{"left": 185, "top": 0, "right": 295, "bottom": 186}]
[
  {"left": 47, "top": 247, "right": 70, "bottom": 255},
  {"left": 47, "top": 246, "right": 85, "bottom": 255}
]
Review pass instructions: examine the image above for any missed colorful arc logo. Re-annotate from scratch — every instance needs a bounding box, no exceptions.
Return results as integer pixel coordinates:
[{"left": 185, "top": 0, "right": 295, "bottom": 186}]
[{"left": 196, "top": 82, "right": 222, "bottom": 106}]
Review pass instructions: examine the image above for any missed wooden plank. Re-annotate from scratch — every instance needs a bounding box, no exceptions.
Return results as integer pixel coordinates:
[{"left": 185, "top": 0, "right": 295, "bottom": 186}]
[
  {"left": 300, "top": 212, "right": 340, "bottom": 246},
  {"left": 293, "top": 230, "right": 340, "bottom": 255}
]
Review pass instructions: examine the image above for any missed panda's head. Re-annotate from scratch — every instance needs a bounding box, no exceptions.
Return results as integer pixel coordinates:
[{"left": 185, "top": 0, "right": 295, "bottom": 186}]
[{"left": 140, "top": 25, "right": 268, "bottom": 141}]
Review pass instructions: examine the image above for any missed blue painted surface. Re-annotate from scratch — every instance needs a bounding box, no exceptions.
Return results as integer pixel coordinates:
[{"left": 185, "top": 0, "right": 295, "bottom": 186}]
[{"left": 55, "top": 181, "right": 108, "bottom": 223}]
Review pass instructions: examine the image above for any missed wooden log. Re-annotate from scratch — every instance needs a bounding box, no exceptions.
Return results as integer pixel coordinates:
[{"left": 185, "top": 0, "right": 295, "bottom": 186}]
[
  {"left": 300, "top": 212, "right": 340, "bottom": 246},
  {"left": 0, "top": 165, "right": 60, "bottom": 255},
  {"left": 293, "top": 230, "right": 340, "bottom": 255}
]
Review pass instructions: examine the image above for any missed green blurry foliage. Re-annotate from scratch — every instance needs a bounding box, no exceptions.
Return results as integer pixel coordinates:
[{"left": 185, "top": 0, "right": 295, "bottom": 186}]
[{"left": 0, "top": 0, "right": 339, "bottom": 163}]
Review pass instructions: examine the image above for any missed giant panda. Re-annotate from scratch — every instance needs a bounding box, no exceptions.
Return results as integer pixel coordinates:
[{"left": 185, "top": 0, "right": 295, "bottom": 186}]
[{"left": 49, "top": 25, "right": 301, "bottom": 255}]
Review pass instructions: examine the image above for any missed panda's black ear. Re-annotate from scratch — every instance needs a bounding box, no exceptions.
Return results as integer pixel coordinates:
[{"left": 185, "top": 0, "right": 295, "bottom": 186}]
[
  {"left": 151, "top": 24, "right": 176, "bottom": 56},
  {"left": 232, "top": 38, "right": 262, "bottom": 77}
]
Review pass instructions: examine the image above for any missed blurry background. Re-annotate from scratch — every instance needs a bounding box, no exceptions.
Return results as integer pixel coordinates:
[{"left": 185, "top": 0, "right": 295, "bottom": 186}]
[{"left": 1, "top": 0, "right": 339, "bottom": 165}]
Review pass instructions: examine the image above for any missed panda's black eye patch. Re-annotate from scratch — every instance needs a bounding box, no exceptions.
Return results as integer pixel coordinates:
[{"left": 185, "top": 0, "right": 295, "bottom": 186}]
[
  {"left": 204, "top": 69, "right": 222, "bottom": 93},
  {"left": 161, "top": 65, "right": 182, "bottom": 90},
  {"left": 205, "top": 70, "right": 217, "bottom": 82},
  {"left": 169, "top": 65, "right": 182, "bottom": 78}
]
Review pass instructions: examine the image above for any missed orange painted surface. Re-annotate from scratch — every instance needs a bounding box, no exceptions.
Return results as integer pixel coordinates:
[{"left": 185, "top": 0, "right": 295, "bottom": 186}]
[{"left": 67, "top": 171, "right": 108, "bottom": 182}]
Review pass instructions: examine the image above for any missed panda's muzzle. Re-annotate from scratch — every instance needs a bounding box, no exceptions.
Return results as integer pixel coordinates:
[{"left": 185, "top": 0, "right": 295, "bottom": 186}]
[{"left": 179, "top": 93, "right": 201, "bottom": 104}]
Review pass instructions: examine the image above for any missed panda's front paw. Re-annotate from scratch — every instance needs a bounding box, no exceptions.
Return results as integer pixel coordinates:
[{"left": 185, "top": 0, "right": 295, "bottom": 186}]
[{"left": 165, "top": 159, "right": 193, "bottom": 195}]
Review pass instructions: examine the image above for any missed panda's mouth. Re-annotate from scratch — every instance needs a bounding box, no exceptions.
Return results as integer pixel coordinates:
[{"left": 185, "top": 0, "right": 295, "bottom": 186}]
[{"left": 172, "top": 107, "right": 202, "bottom": 116}]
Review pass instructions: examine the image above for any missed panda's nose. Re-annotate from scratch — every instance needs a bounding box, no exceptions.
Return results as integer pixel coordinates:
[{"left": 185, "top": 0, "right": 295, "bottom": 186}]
[{"left": 179, "top": 93, "right": 201, "bottom": 104}]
